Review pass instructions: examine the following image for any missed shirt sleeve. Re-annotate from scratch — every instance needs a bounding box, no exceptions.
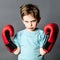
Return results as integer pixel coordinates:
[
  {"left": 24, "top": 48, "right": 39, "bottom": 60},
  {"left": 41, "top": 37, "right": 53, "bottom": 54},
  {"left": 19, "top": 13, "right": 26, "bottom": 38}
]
[
  {"left": 13, "top": 33, "right": 21, "bottom": 48},
  {"left": 39, "top": 30, "right": 49, "bottom": 48}
]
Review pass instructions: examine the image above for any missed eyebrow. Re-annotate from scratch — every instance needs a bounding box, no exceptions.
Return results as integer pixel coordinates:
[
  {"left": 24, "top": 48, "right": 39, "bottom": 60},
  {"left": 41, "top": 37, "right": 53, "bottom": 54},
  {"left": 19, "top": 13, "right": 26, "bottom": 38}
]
[
  {"left": 24, "top": 20, "right": 36, "bottom": 22},
  {"left": 32, "top": 20, "right": 36, "bottom": 21}
]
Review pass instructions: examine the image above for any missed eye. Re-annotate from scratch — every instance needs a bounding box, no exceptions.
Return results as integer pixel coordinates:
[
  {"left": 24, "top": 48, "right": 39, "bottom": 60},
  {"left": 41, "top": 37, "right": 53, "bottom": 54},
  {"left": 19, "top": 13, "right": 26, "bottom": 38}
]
[
  {"left": 32, "top": 20, "right": 36, "bottom": 22},
  {"left": 25, "top": 21, "right": 28, "bottom": 23}
]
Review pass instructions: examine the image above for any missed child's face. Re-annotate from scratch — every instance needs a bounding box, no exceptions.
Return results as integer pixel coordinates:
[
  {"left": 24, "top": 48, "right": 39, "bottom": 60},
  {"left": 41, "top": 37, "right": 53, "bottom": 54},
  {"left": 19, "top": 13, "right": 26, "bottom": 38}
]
[{"left": 22, "top": 14, "right": 38, "bottom": 32}]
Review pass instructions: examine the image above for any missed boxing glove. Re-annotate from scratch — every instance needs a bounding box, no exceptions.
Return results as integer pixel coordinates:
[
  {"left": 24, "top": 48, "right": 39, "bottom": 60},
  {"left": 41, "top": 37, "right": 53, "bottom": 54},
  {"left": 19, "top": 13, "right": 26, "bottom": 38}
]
[
  {"left": 2, "top": 25, "right": 17, "bottom": 53},
  {"left": 43, "top": 23, "right": 59, "bottom": 53}
]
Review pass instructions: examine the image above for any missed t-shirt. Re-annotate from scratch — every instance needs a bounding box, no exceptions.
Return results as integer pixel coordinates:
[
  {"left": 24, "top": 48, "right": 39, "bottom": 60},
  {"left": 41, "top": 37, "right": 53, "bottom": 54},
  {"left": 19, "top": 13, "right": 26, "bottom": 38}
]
[{"left": 14, "top": 28, "right": 48, "bottom": 60}]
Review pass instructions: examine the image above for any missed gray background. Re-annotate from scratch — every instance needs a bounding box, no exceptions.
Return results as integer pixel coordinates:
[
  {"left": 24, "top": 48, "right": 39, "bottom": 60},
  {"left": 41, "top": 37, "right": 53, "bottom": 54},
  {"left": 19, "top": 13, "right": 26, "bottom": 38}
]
[{"left": 0, "top": 0, "right": 60, "bottom": 60}]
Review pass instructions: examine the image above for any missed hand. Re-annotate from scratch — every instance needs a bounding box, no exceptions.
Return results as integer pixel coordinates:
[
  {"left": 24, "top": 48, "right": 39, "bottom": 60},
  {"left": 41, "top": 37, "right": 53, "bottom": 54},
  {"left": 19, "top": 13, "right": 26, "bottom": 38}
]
[
  {"left": 43, "top": 23, "right": 59, "bottom": 53},
  {"left": 2, "top": 25, "right": 17, "bottom": 53}
]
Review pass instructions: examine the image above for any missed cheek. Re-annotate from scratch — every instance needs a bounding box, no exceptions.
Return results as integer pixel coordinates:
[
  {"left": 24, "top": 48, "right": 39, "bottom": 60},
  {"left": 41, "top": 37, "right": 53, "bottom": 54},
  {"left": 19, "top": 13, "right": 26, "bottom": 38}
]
[
  {"left": 33, "top": 22, "right": 37, "bottom": 26},
  {"left": 23, "top": 22, "right": 28, "bottom": 26},
  {"left": 25, "top": 24, "right": 29, "bottom": 27}
]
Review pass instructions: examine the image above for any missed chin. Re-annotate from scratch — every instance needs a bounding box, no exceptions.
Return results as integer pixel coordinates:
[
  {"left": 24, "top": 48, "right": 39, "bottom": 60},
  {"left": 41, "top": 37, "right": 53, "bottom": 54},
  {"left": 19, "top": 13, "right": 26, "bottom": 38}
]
[
  {"left": 27, "top": 28, "right": 35, "bottom": 32},
  {"left": 29, "top": 29, "right": 36, "bottom": 31}
]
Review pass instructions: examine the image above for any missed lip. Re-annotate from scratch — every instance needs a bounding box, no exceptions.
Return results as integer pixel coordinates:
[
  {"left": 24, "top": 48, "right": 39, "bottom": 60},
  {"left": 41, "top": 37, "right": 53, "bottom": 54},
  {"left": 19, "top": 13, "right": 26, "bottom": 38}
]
[{"left": 29, "top": 28, "right": 33, "bottom": 29}]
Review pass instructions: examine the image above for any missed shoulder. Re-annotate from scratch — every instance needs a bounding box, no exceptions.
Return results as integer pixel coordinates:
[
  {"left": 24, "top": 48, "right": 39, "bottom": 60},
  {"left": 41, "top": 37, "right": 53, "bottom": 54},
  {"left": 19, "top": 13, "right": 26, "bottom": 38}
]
[
  {"left": 14, "top": 29, "right": 25, "bottom": 38},
  {"left": 38, "top": 29, "right": 48, "bottom": 39},
  {"left": 38, "top": 29, "right": 45, "bottom": 35},
  {"left": 17, "top": 29, "right": 25, "bottom": 35}
]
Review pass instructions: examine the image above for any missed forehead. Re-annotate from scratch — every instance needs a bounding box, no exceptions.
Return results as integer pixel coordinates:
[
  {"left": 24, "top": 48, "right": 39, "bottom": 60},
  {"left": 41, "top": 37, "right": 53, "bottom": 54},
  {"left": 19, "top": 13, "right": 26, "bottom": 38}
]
[{"left": 23, "top": 14, "right": 36, "bottom": 21}]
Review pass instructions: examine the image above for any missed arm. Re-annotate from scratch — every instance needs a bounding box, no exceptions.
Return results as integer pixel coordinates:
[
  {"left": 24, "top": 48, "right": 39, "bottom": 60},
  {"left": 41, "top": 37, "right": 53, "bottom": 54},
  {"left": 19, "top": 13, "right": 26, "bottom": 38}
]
[
  {"left": 40, "top": 48, "right": 47, "bottom": 56},
  {"left": 13, "top": 47, "right": 20, "bottom": 55},
  {"left": 40, "top": 23, "right": 59, "bottom": 55},
  {"left": 43, "top": 23, "right": 59, "bottom": 53}
]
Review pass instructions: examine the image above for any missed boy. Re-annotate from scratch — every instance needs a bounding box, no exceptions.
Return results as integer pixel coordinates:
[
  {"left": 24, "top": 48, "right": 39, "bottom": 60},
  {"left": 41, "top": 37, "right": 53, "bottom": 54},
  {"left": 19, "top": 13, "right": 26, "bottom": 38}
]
[{"left": 13, "top": 4, "right": 48, "bottom": 60}]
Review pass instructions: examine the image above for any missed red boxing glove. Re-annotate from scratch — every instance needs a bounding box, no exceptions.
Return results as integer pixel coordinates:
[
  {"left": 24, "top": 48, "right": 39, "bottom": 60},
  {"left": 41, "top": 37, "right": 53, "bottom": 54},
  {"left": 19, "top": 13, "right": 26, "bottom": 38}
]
[
  {"left": 43, "top": 23, "right": 59, "bottom": 53},
  {"left": 2, "top": 25, "right": 17, "bottom": 53}
]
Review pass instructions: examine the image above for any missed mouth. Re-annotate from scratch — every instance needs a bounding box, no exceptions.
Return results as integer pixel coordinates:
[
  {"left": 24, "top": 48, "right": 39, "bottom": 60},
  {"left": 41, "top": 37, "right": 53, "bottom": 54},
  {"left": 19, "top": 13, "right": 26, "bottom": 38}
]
[
  {"left": 27, "top": 28, "right": 36, "bottom": 31},
  {"left": 29, "top": 27, "right": 33, "bottom": 29}
]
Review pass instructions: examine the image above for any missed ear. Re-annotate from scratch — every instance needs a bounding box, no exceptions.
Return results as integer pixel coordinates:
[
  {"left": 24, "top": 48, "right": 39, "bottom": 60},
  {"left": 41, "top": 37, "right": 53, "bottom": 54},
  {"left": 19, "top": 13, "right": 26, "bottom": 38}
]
[
  {"left": 40, "top": 17, "right": 41, "bottom": 20},
  {"left": 38, "top": 17, "right": 41, "bottom": 23}
]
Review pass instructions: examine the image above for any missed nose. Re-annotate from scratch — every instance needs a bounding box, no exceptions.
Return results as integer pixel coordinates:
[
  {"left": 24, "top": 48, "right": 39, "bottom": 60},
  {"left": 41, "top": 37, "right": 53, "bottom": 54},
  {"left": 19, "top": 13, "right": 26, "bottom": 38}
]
[{"left": 29, "top": 22, "right": 32, "bottom": 26}]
